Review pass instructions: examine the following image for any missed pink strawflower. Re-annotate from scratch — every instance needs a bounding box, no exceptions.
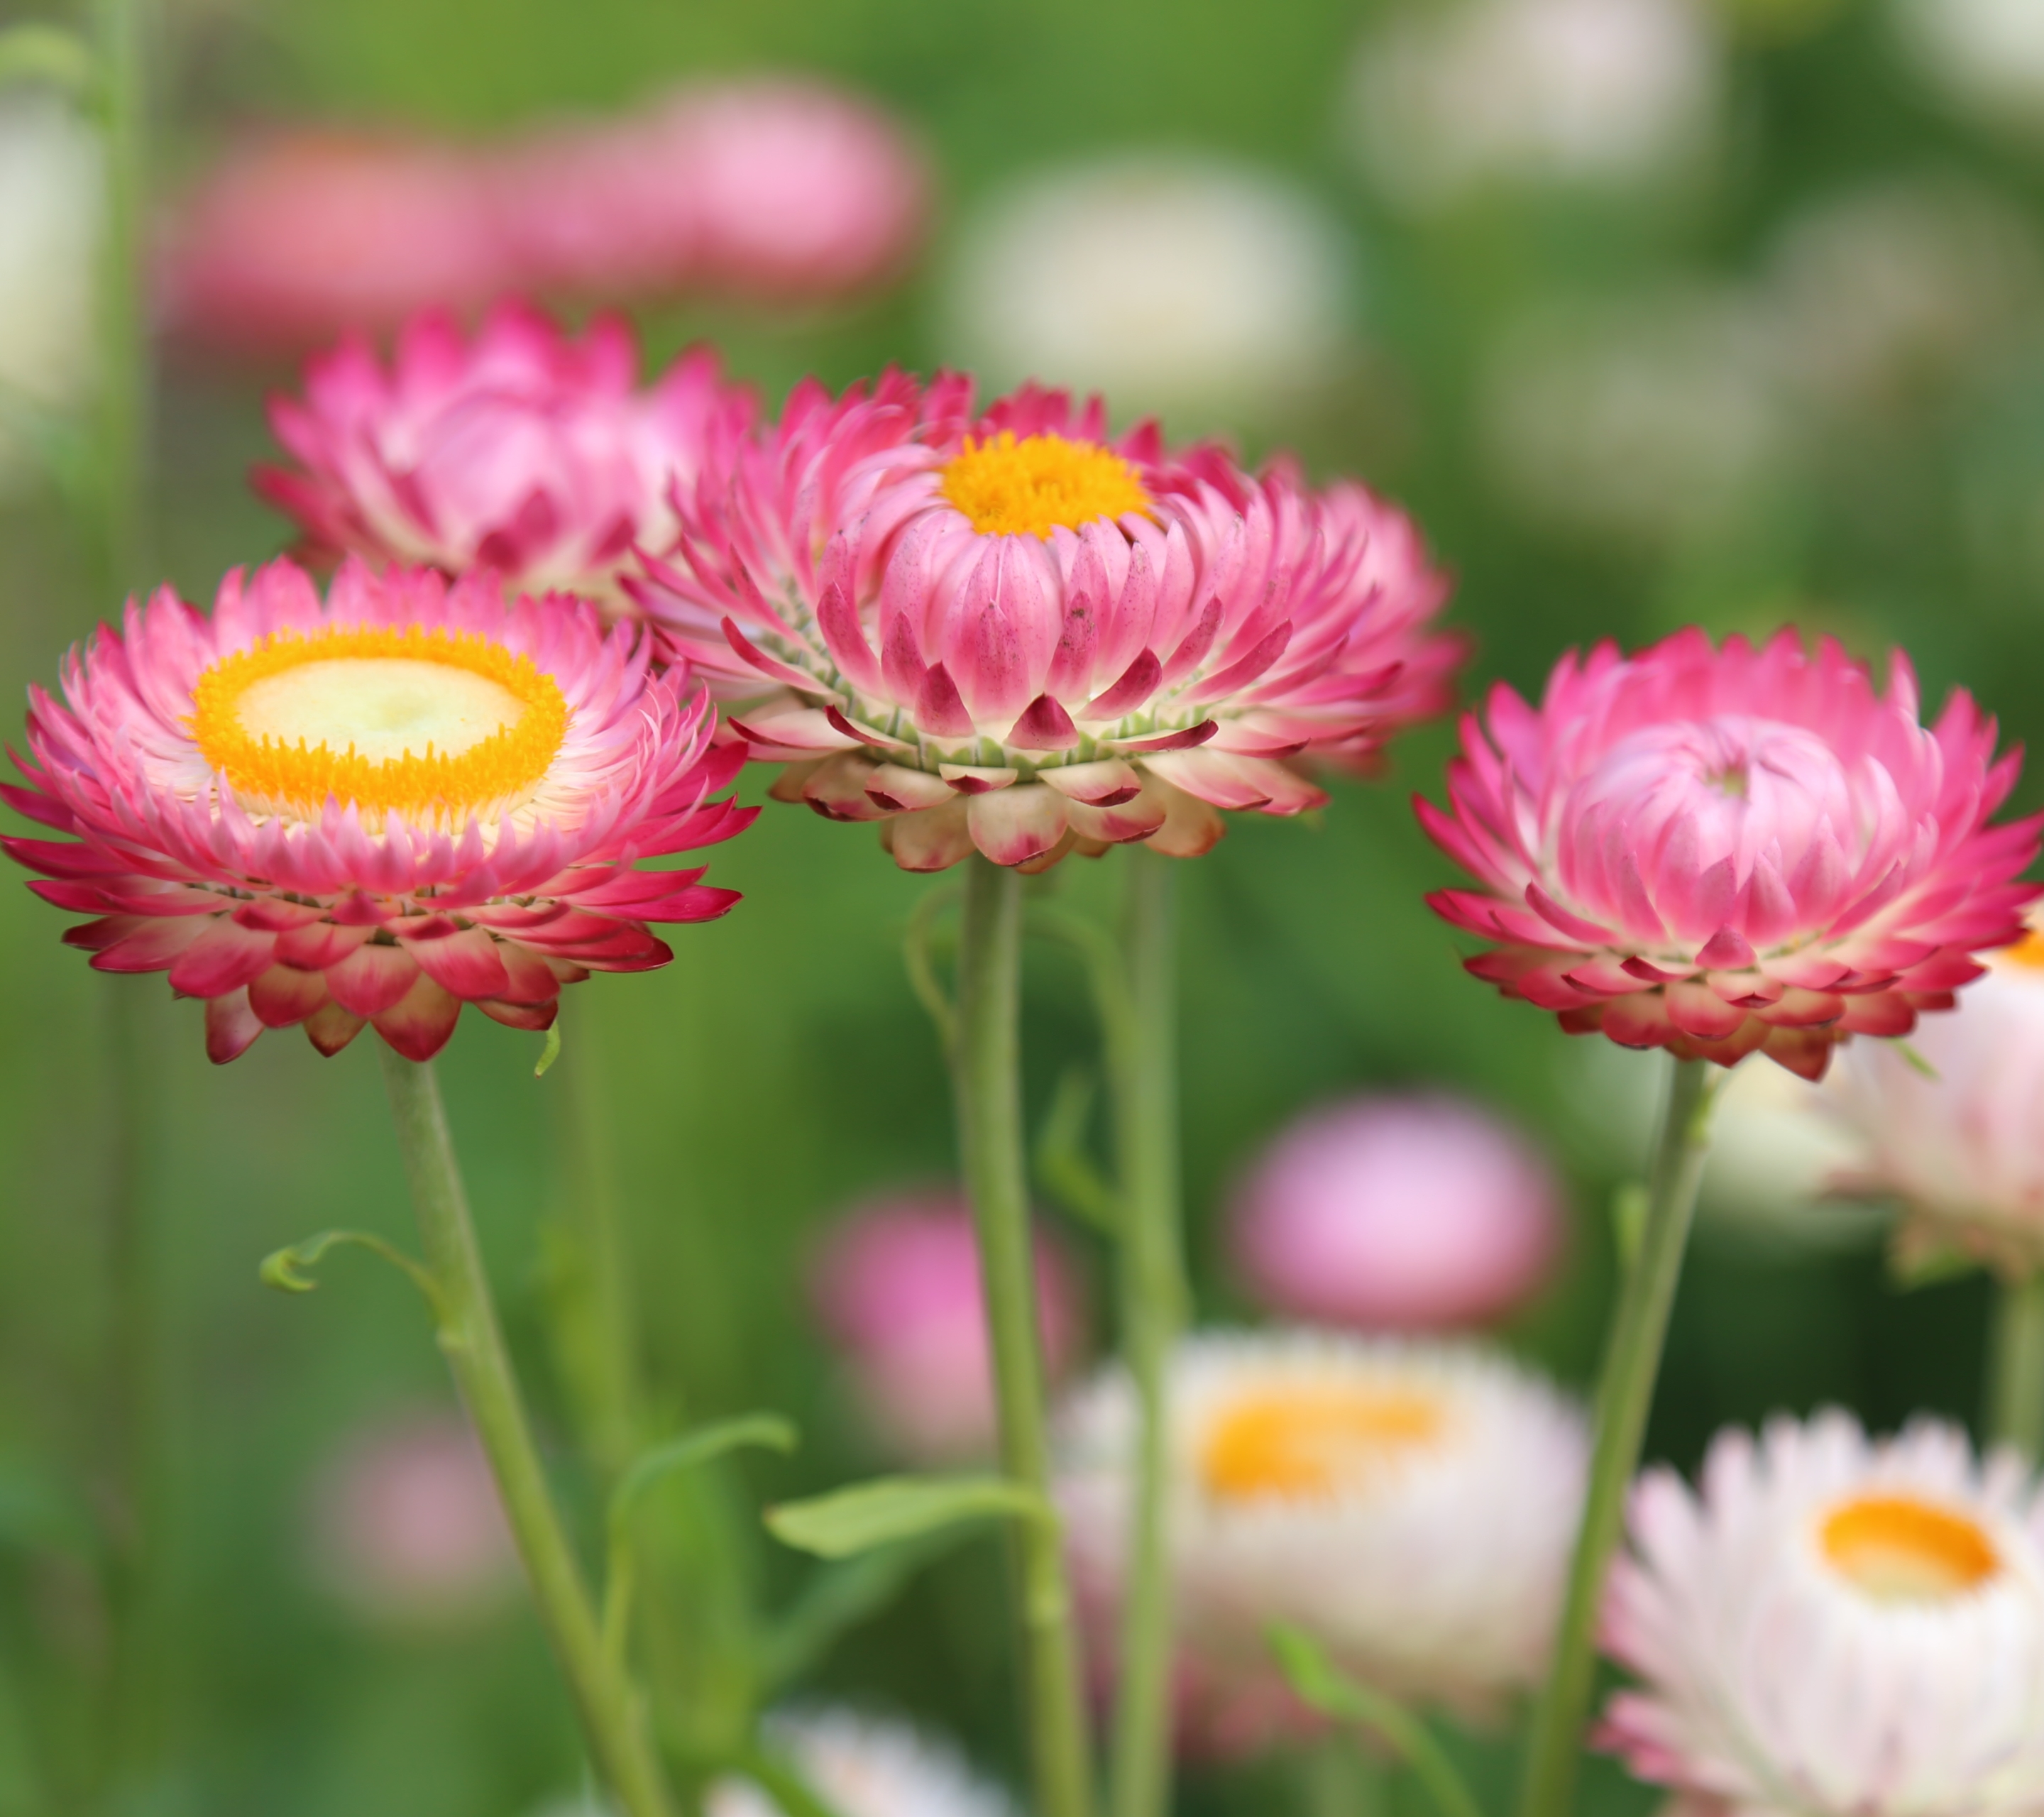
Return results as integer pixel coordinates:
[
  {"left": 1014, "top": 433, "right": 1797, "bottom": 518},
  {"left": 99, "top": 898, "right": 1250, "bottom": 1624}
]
[
  {"left": 1417, "top": 627, "right": 2041, "bottom": 1079},
  {"left": 255, "top": 301, "right": 749, "bottom": 609},
  {"left": 492, "top": 79, "right": 930, "bottom": 303},
  {"left": 157, "top": 131, "right": 514, "bottom": 350},
  {"left": 637, "top": 374, "right": 1463, "bottom": 871},
  {"left": 1231, "top": 1092, "right": 1564, "bottom": 1332},
  {"left": 307, "top": 1407, "right": 518, "bottom": 1623},
  {"left": 2, "top": 557, "right": 751, "bottom": 1063},
  {"left": 811, "top": 1190, "right": 1084, "bottom": 1464}
]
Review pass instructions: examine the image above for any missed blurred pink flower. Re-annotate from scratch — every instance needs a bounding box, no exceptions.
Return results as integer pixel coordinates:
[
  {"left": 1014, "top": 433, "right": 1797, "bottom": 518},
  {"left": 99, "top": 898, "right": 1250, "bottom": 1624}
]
[
  {"left": 1417, "top": 627, "right": 2040, "bottom": 1078},
  {"left": 256, "top": 301, "right": 750, "bottom": 607},
  {"left": 1231, "top": 1092, "right": 1564, "bottom": 1331},
  {"left": 812, "top": 1191, "right": 1084, "bottom": 1464},
  {"left": 495, "top": 79, "right": 929, "bottom": 302},
  {"left": 158, "top": 131, "right": 514, "bottom": 350},
  {"left": 637, "top": 373, "right": 1462, "bottom": 872},
  {"left": 307, "top": 1407, "right": 517, "bottom": 1623}
]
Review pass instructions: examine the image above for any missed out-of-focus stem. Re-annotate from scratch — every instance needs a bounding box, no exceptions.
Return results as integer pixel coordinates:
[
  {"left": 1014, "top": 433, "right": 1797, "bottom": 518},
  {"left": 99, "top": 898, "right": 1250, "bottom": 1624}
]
[
  {"left": 952, "top": 856, "right": 1095, "bottom": 1817},
  {"left": 379, "top": 1048, "right": 676, "bottom": 1817},
  {"left": 1989, "top": 1273, "right": 2044, "bottom": 1464},
  {"left": 89, "top": 0, "right": 150, "bottom": 595},
  {"left": 1515, "top": 1056, "right": 1717, "bottom": 1817},
  {"left": 1105, "top": 848, "right": 1188, "bottom": 1817}
]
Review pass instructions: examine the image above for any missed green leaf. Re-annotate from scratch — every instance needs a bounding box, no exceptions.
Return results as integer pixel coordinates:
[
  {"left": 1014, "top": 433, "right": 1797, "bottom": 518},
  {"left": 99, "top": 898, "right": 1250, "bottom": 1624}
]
[
  {"left": 1268, "top": 1625, "right": 1485, "bottom": 1817},
  {"left": 765, "top": 1473, "right": 1051, "bottom": 1560},
  {"left": 1034, "top": 1065, "right": 1122, "bottom": 1235},
  {"left": 259, "top": 1229, "right": 446, "bottom": 1324},
  {"left": 0, "top": 25, "right": 94, "bottom": 97},
  {"left": 761, "top": 1525, "right": 973, "bottom": 1689},
  {"left": 534, "top": 1022, "right": 562, "bottom": 1077},
  {"left": 612, "top": 1414, "right": 798, "bottom": 1530},
  {"left": 1890, "top": 1038, "right": 1940, "bottom": 1082}
]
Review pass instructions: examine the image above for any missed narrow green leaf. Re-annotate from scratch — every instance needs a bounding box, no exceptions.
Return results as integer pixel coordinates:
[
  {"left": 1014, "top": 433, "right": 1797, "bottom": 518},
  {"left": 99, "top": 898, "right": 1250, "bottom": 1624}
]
[
  {"left": 534, "top": 1022, "right": 562, "bottom": 1077},
  {"left": 612, "top": 1413, "right": 798, "bottom": 1531},
  {"left": 766, "top": 1473, "right": 1050, "bottom": 1559},
  {"left": 761, "top": 1525, "right": 972, "bottom": 1688},
  {"left": 1035, "top": 1065, "right": 1123, "bottom": 1235},
  {"left": 258, "top": 1229, "right": 446, "bottom": 1324},
  {"left": 1891, "top": 1039, "right": 1939, "bottom": 1081},
  {"left": 1268, "top": 1625, "right": 1485, "bottom": 1817}
]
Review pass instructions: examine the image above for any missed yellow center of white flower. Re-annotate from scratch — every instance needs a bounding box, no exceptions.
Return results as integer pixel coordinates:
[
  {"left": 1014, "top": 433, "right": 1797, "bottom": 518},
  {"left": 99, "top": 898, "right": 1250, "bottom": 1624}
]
[
  {"left": 190, "top": 625, "right": 568, "bottom": 819},
  {"left": 939, "top": 431, "right": 1152, "bottom": 538},
  {"left": 1820, "top": 1494, "right": 2001, "bottom": 1603},
  {"left": 1201, "top": 1383, "right": 1445, "bottom": 1504}
]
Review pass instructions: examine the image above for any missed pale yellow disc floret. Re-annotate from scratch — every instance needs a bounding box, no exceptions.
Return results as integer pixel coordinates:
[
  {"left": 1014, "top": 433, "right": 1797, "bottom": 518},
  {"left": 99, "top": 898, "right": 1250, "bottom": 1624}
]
[
  {"left": 1201, "top": 1383, "right": 1445, "bottom": 1504},
  {"left": 189, "top": 625, "right": 569, "bottom": 819},
  {"left": 1819, "top": 1493, "right": 2001, "bottom": 1603},
  {"left": 939, "top": 430, "right": 1153, "bottom": 538}
]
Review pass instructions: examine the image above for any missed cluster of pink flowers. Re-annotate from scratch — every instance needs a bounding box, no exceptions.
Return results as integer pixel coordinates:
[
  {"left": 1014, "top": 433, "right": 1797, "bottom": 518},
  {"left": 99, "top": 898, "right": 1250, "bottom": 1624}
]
[{"left": 158, "top": 79, "right": 930, "bottom": 350}]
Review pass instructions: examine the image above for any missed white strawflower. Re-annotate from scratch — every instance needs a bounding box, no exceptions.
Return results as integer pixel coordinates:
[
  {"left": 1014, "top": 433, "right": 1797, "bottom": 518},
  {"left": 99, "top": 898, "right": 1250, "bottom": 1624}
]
[
  {"left": 1348, "top": 0, "right": 1721, "bottom": 214},
  {"left": 1602, "top": 1410, "right": 2044, "bottom": 1817},
  {"left": 1059, "top": 1330, "right": 1588, "bottom": 1719},
  {"left": 937, "top": 153, "right": 1353, "bottom": 432},
  {"left": 1479, "top": 287, "right": 1791, "bottom": 549},
  {"left": 1830, "top": 923, "right": 2044, "bottom": 1277},
  {"left": 707, "top": 1711, "right": 1016, "bottom": 1817},
  {"left": 0, "top": 89, "right": 102, "bottom": 490},
  {"left": 1766, "top": 173, "right": 2043, "bottom": 419},
  {"left": 1892, "top": 0, "right": 2044, "bottom": 140}
]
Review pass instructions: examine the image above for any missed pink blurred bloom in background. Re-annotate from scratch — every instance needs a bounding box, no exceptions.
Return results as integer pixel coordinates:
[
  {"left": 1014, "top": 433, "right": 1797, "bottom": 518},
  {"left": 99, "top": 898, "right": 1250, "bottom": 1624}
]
[
  {"left": 495, "top": 79, "right": 929, "bottom": 302},
  {"left": 637, "top": 373, "right": 1463, "bottom": 872},
  {"left": 811, "top": 1191, "right": 1084, "bottom": 1464},
  {"left": 256, "top": 302, "right": 749, "bottom": 608},
  {"left": 1417, "top": 627, "right": 2040, "bottom": 1078},
  {"left": 3, "top": 559, "right": 749, "bottom": 1063},
  {"left": 158, "top": 131, "right": 515, "bottom": 350},
  {"left": 307, "top": 1407, "right": 518, "bottom": 1624},
  {"left": 1231, "top": 1091, "right": 1564, "bottom": 1331},
  {"left": 159, "top": 79, "right": 929, "bottom": 350}
]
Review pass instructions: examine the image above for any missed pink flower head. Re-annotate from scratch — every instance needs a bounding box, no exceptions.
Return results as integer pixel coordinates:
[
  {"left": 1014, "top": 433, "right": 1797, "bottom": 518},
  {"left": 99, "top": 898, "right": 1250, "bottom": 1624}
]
[
  {"left": 307, "top": 1407, "right": 517, "bottom": 1623},
  {"left": 492, "top": 79, "right": 930, "bottom": 303},
  {"left": 157, "top": 131, "right": 514, "bottom": 350},
  {"left": 1417, "top": 628, "right": 2041, "bottom": 1079},
  {"left": 637, "top": 373, "right": 1463, "bottom": 871},
  {"left": 2, "top": 558, "right": 752, "bottom": 1063},
  {"left": 1231, "top": 1092, "right": 1564, "bottom": 1331},
  {"left": 811, "top": 1190, "right": 1084, "bottom": 1464},
  {"left": 256, "top": 301, "right": 751, "bottom": 610}
]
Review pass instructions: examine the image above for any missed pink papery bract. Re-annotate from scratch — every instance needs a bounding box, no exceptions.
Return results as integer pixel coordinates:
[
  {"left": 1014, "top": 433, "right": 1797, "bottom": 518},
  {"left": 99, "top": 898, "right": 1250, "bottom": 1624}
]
[
  {"left": 1414, "top": 627, "right": 2041, "bottom": 1078},
  {"left": 633, "top": 372, "right": 1464, "bottom": 872},
  {"left": 256, "top": 300, "right": 752, "bottom": 610},
  {"left": 1, "top": 558, "right": 753, "bottom": 1063}
]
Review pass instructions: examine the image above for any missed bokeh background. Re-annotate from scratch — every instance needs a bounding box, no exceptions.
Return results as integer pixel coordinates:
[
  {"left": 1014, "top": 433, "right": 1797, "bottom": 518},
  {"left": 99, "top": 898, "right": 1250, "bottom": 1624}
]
[{"left": 0, "top": 0, "right": 2036, "bottom": 1812}]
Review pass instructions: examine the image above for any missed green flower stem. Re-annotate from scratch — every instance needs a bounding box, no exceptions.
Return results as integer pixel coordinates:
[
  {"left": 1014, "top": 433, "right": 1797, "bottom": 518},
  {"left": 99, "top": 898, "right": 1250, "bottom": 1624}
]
[
  {"left": 89, "top": 0, "right": 150, "bottom": 593},
  {"left": 1989, "top": 1273, "right": 2044, "bottom": 1464},
  {"left": 1105, "top": 848, "right": 1189, "bottom": 1817},
  {"left": 952, "top": 856, "right": 1095, "bottom": 1817},
  {"left": 378, "top": 1047, "right": 676, "bottom": 1817},
  {"left": 1515, "top": 1055, "right": 1718, "bottom": 1817}
]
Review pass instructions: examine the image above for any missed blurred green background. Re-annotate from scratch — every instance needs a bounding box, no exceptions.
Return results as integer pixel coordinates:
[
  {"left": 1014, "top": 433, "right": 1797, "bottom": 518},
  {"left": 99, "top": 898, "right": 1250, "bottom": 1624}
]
[{"left": 0, "top": 0, "right": 2034, "bottom": 1811}]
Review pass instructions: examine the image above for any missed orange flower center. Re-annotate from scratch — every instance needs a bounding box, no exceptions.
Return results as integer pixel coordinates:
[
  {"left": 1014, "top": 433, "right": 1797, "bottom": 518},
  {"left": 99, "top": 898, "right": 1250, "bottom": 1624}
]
[
  {"left": 939, "top": 431, "right": 1152, "bottom": 538},
  {"left": 1996, "top": 926, "right": 2044, "bottom": 972},
  {"left": 189, "top": 625, "right": 568, "bottom": 820},
  {"left": 1819, "top": 1493, "right": 2001, "bottom": 1603},
  {"left": 1201, "top": 1383, "right": 1446, "bottom": 1504}
]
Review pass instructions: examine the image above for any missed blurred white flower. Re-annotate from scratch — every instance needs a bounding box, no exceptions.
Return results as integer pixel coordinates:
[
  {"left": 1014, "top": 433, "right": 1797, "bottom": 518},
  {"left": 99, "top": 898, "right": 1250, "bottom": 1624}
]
[
  {"left": 1479, "top": 287, "right": 1792, "bottom": 549},
  {"left": 1892, "top": 0, "right": 2044, "bottom": 140},
  {"left": 937, "top": 153, "right": 1353, "bottom": 431},
  {"left": 0, "top": 89, "right": 102, "bottom": 489},
  {"left": 1766, "top": 174, "right": 2043, "bottom": 419},
  {"left": 1059, "top": 1330, "right": 1588, "bottom": 1724},
  {"left": 1348, "top": 0, "right": 1722, "bottom": 214},
  {"left": 707, "top": 1711, "right": 1016, "bottom": 1817}
]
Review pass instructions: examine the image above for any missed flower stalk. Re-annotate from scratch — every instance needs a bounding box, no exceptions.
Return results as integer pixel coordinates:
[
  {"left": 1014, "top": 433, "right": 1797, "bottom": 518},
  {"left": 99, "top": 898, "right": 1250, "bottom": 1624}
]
[
  {"left": 950, "top": 855, "right": 1095, "bottom": 1817},
  {"left": 1105, "top": 848, "right": 1189, "bottom": 1817},
  {"left": 1989, "top": 1273, "right": 2044, "bottom": 1464},
  {"left": 1515, "top": 1055, "right": 1718, "bottom": 1817},
  {"left": 378, "top": 1046, "right": 675, "bottom": 1817}
]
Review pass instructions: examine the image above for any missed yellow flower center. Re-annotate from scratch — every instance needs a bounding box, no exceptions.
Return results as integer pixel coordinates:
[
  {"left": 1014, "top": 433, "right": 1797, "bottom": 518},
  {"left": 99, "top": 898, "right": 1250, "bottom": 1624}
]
[
  {"left": 189, "top": 625, "right": 568, "bottom": 820},
  {"left": 1996, "top": 927, "right": 2044, "bottom": 972},
  {"left": 938, "top": 431, "right": 1152, "bottom": 538},
  {"left": 1201, "top": 1383, "right": 1446, "bottom": 1504},
  {"left": 1819, "top": 1494, "right": 2001, "bottom": 1603}
]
